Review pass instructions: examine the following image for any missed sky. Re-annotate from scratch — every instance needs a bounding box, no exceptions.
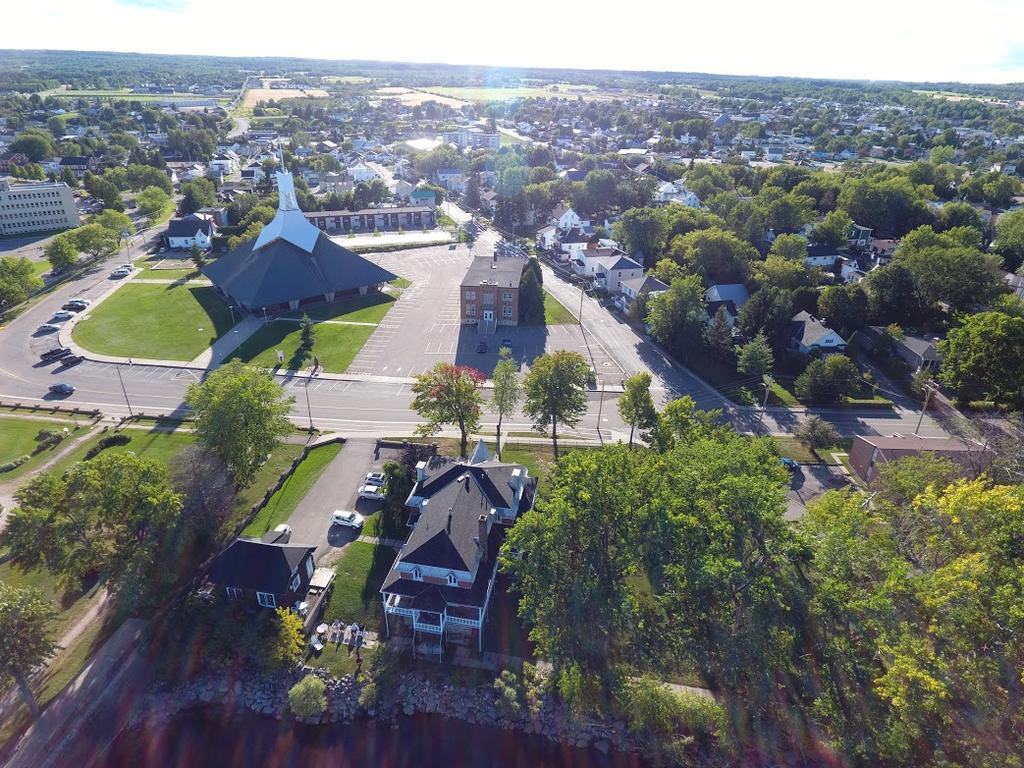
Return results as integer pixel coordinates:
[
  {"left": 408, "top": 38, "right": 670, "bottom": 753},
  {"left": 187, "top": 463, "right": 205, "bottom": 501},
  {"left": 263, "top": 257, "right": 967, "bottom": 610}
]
[{"left": 7, "top": 0, "right": 1024, "bottom": 85}]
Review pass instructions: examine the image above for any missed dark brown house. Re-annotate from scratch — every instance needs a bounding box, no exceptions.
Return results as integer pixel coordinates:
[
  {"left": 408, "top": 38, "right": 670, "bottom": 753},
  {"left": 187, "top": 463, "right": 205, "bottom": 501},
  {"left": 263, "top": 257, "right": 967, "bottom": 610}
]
[{"left": 208, "top": 538, "right": 316, "bottom": 610}]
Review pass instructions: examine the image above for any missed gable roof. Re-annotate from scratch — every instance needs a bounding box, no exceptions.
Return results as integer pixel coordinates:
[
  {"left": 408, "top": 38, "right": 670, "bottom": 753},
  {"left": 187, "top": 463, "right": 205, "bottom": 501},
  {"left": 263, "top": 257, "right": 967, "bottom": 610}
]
[
  {"left": 208, "top": 539, "right": 314, "bottom": 593},
  {"left": 706, "top": 283, "right": 750, "bottom": 306},
  {"left": 166, "top": 215, "right": 213, "bottom": 238},
  {"left": 620, "top": 274, "right": 669, "bottom": 296},
  {"left": 791, "top": 311, "right": 844, "bottom": 347}
]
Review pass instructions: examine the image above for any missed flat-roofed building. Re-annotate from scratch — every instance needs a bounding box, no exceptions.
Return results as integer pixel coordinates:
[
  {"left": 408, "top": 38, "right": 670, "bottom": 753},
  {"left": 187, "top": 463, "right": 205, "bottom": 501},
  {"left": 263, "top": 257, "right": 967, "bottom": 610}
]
[
  {"left": 0, "top": 179, "right": 80, "bottom": 235},
  {"left": 460, "top": 255, "right": 525, "bottom": 331}
]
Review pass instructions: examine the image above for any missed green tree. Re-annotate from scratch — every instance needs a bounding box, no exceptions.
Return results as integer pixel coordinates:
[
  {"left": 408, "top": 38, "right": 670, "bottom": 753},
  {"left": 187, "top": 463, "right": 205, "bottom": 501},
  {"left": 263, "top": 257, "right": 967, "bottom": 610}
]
[
  {"left": 93, "top": 209, "right": 134, "bottom": 244},
  {"left": 817, "top": 284, "right": 867, "bottom": 337},
  {"left": 672, "top": 227, "right": 755, "bottom": 284},
  {"left": 86, "top": 176, "right": 123, "bottom": 210},
  {"left": 938, "top": 311, "right": 1024, "bottom": 407},
  {"left": 518, "top": 267, "right": 545, "bottom": 324},
  {"left": 0, "top": 584, "right": 57, "bottom": 717},
  {"left": 1, "top": 453, "right": 183, "bottom": 606},
  {"left": 736, "top": 332, "right": 774, "bottom": 378},
  {"left": 71, "top": 223, "right": 118, "bottom": 259},
  {"left": 704, "top": 305, "right": 734, "bottom": 357},
  {"left": 491, "top": 352, "right": 521, "bottom": 460},
  {"left": 464, "top": 172, "right": 481, "bottom": 209},
  {"left": 135, "top": 185, "right": 171, "bottom": 217},
  {"left": 646, "top": 274, "right": 707, "bottom": 361},
  {"left": 738, "top": 287, "right": 794, "bottom": 352},
  {"left": 186, "top": 361, "right": 294, "bottom": 487},
  {"left": 810, "top": 209, "right": 853, "bottom": 248},
  {"left": 769, "top": 233, "right": 809, "bottom": 261},
  {"left": 522, "top": 350, "right": 590, "bottom": 457},
  {"left": 618, "top": 372, "right": 657, "bottom": 448},
  {"left": 44, "top": 235, "right": 78, "bottom": 273},
  {"left": 59, "top": 167, "right": 79, "bottom": 188},
  {"left": 0, "top": 256, "right": 43, "bottom": 313},
  {"left": 299, "top": 313, "right": 315, "bottom": 350},
  {"left": 612, "top": 207, "right": 664, "bottom": 263},
  {"left": 793, "top": 415, "right": 839, "bottom": 455},
  {"left": 179, "top": 178, "right": 216, "bottom": 215},
  {"left": 411, "top": 362, "right": 485, "bottom": 458},
  {"left": 289, "top": 674, "right": 327, "bottom": 718},
  {"left": 190, "top": 244, "right": 206, "bottom": 271},
  {"left": 126, "top": 164, "right": 173, "bottom": 195},
  {"left": 752, "top": 254, "right": 812, "bottom": 291},
  {"left": 10, "top": 130, "right": 55, "bottom": 161},
  {"left": 992, "top": 208, "right": 1024, "bottom": 272},
  {"left": 864, "top": 262, "right": 921, "bottom": 325}
]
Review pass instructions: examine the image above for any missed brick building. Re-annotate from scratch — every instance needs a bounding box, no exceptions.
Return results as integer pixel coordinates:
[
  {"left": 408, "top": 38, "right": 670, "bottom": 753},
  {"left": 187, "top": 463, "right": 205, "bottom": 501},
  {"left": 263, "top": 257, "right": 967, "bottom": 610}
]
[{"left": 459, "top": 255, "right": 525, "bottom": 331}]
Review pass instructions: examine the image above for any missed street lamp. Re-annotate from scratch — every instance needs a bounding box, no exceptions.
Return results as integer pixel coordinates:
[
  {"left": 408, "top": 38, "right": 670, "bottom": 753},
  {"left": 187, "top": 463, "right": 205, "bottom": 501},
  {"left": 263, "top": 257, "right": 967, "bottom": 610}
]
[
  {"left": 228, "top": 305, "right": 236, "bottom": 326},
  {"left": 304, "top": 373, "right": 314, "bottom": 431},
  {"left": 758, "top": 380, "right": 770, "bottom": 432}
]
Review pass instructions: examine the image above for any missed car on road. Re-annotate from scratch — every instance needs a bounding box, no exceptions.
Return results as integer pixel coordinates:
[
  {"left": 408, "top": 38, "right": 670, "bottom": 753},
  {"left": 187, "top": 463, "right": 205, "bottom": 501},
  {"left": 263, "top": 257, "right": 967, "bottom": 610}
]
[
  {"left": 586, "top": 366, "right": 597, "bottom": 389},
  {"left": 780, "top": 457, "right": 800, "bottom": 472},
  {"left": 51, "top": 310, "right": 78, "bottom": 321},
  {"left": 364, "top": 471, "right": 386, "bottom": 486},
  {"left": 37, "top": 323, "right": 61, "bottom": 334},
  {"left": 111, "top": 267, "right": 132, "bottom": 278},
  {"left": 500, "top": 338, "right": 513, "bottom": 351},
  {"left": 357, "top": 482, "right": 386, "bottom": 501},
  {"left": 40, "top": 347, "right": 72, "bottom": 362},
  {"left": 63, "top": 299, "right": 91, "bottom": 311},
  {"left": 331, "top": 510, "right": 364, "bottom": 529},
  {"left": 476, "top": 341, "right": 488, "bottom": 354},
  {"left": 59, "top": 354, "right": 85, "bottom": 368},
  {"left": 48, "top": 383, "right": 75, "bottom": 396}
]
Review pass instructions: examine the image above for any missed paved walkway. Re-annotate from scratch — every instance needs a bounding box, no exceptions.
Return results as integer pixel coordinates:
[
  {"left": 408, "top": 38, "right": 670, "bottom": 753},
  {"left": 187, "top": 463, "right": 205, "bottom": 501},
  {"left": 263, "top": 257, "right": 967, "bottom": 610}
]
[
  {"left": 357, "top": 534, "right": 404, "bottom": 549},
  {"left": 186, "top": 315, "right": 263, "bottom": 368}
]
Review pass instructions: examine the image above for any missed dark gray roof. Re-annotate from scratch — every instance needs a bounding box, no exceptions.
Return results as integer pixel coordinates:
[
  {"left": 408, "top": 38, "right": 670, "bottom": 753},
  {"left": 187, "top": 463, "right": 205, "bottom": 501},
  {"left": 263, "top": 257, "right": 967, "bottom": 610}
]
[
  {"left": 620, "top": 275, "right": 668, "bottom": 295},
  {"left": 461, "top": 256, "right": 524, "bottom": 289},
  {"left": 203, "top": 230, "right": 396, "bottom": 310},
  {"left": 166, "top": 215, "right": 213, "bottom": 238},
  {"left": 208, "top": 539, "right": 313, "bottom": 592},
  {"left": 791, "top": 311, "right": 843, "bottom": 347}
]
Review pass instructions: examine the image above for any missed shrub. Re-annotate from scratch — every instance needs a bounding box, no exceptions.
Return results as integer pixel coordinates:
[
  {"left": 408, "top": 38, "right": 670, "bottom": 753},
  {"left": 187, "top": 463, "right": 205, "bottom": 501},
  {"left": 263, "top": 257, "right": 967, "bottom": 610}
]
[
  {"left": 288, "top": 675, "right": 327, "bottom": 719},
  {"left": 84, "top": 432, "right": 132, "bottom": 460},
  {"left": 493, "top": 669, "right": 522, "bottom": 718},
  {"left": 33, "top": 429, "right": 65, "bottom": 453},
  {"left": 619, "top": 676, "right": 727, "bottom": 740},
  {"left": 0, "top": 455, "right": 30, "bottom": 473}
]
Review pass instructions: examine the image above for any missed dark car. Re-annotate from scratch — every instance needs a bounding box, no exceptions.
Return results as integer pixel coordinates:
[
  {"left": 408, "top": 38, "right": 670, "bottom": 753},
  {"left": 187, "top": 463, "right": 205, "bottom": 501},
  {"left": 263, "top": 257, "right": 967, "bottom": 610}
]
[
  {"left": 59, "top": 354, "right": 85, "bottom": 368},
  {"left": 476, "top": 341, "right": 488, "bottom": 354},
  {"left": 40, "top": 347, "right": 72, "bottom": 362},
  {"left": 48, "top": 383, "right": 75, "bottom": 396},
  {"left": 780, "top": 457, "right": 800, "bottom": 472},
  {"left": 500, "top": 338, "right": 513, "bottom": 351},
  {"left": 63, "top": 300, "right": 89, "bottom": 312}
]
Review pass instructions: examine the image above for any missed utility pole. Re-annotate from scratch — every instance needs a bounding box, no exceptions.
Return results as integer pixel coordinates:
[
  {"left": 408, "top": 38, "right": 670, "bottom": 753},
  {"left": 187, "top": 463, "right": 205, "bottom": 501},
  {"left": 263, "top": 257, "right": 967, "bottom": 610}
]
[
  {"left": 596, "top": 378, "right": 605, "bottom": 445},
  {"left": 758, "top": 381, "right": 770, "bottom": 432},
  {"left": 578, "top": 284, "right": 585, "bottom": 326},
  {"left": 915, "top": 382, "right": 936, "bottom": 435},
  {"left": 116, "top": 364, "right": 134, "bottom": 418}
]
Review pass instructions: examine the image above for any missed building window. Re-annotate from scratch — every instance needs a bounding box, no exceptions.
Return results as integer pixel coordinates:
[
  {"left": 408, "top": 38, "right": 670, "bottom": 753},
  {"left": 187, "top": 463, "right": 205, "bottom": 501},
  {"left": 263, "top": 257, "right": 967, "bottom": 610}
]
[
  {"left": 411, "top": 568, "right": 423, "bottom": 581},
  {"left": 447, "top": 573, "right": 458, "bottom": 586},
  {"left": 467, "top": 304, "right": 476, "bottom": 316},
  {"left": 503, "top": 306, "right": 512, "bottom": 318},
  {"left": 503, "top": 291, "right": 513, "bottom": 302},
  {"left": 290, "top": 572, "right": 301, "bottom": 592},
  {"left": 225, "top": 587, "right": 242, "bottom": 599},
  {"left": 256, "top": 591, "right": 277, "bottom": 608},
  {"left": 464, "top": 290, "right": 475, "bottom": 300}
]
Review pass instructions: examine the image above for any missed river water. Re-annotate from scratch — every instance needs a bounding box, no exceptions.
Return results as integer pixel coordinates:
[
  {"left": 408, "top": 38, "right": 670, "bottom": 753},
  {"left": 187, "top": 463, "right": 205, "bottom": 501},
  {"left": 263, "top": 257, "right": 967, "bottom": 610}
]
[{"left": 100, "top": 707, "right": 653, "bottom": 768}]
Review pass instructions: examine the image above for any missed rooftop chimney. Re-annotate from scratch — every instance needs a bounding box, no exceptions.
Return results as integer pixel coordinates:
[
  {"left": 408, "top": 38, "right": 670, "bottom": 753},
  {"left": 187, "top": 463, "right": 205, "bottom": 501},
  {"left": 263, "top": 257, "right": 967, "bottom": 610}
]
[{"left": 478, "top": 514, "right": 489, "bottom": 562}]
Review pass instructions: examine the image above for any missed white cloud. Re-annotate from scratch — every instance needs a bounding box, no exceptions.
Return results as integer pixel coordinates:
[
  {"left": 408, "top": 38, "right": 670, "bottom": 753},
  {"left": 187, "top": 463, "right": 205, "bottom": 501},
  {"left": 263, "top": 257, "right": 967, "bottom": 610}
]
[{"left": 9, "top": 0, "right": 1024, "bottom": 84}]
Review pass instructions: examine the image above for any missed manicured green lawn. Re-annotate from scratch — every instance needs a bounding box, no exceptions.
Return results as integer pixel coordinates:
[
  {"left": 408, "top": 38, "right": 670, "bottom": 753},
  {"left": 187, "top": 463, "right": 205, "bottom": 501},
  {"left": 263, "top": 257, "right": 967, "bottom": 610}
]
[
  {"left": 230, "top": 320, "right": 376, "bottom": 372},
  {"left": 242, "top": 442, "right": 343, "bottom": 537},
  {"left": 72, "top": 283, "right": 234, "bottom": 360},
  {"left": 771, "top": 436, "right": 851, "bottom": 464},
  {"left": 390, "top": 277, "right": 412, "bottom": 290},
  {"left": 321, "top": 541, "right": 395, "bottom": 630},
  {"left": 45, "top": 426, "right": 197, "bottom": 476},
  {"left": 0, "top": 415, "right": 88, "bottom": 480},
  {"left": 543, "top": 292, "right": 576, "bottom": 325},
  {"left": 228, "top": 442, "right": 307, "bottom": 533},
  {"left": 284, "top": 292, "right": 395, "bottom": 323}
]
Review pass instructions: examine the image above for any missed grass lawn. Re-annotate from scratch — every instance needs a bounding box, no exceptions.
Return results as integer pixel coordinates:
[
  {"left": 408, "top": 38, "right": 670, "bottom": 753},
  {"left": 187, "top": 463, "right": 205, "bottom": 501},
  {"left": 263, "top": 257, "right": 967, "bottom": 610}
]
[
  {"left": 427, "top": 436, "right": 564, "bottom": 488},
  {"left": 0, "top": 414, "right": 82, "bottom": 478},
  {"left": 771, "top": 436, "right": 851, "bottom": 464},
  {"left": 543, "top": 292, "right": 576, "bottom": 325},
  {"left": 284, "top": 292, "right": 396, "bottom": 324},
  {"left": 500, "top": 132, "right": 527, "bottom": 146},
  {"left": 44, "top": 425, "right": 197, "bottom": 477},
  {"left": 227, "top": 442, "right": 307, "bottom": 533},
  {"left": 390, "top": 277, "right": 412, "bottom": 290},
  {"left": 72, "top": 283, "right": 234, "bottom": 360},
  {"left": 321, "top": 541, "right": 395, "bottom": 630},
  {"left": 242, "top": 442, "right": 342, "bottom": 537},
  {"left": 230, "top": 320, "right": 375, "bottom": 373}
]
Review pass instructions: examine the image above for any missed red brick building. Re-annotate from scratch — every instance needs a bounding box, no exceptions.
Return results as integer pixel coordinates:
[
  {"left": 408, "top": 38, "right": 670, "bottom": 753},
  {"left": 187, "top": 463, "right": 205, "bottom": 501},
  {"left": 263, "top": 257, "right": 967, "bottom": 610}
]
[{"left": 459, "top": 255, "right": 525, "bottom": 330}]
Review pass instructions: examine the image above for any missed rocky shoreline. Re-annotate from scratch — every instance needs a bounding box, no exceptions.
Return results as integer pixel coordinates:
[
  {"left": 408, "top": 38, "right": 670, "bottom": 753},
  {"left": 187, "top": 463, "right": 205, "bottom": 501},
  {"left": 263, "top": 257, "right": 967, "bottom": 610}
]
[{"left": 131, "top": 666, "right": 656, "bottom": 760}]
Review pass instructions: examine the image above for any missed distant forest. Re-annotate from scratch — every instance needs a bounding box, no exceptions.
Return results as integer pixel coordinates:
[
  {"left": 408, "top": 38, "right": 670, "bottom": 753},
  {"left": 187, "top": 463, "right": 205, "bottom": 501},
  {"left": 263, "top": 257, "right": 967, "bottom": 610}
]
[{"left": 1, "top": 48, "right": 1023, "bottom": 103}]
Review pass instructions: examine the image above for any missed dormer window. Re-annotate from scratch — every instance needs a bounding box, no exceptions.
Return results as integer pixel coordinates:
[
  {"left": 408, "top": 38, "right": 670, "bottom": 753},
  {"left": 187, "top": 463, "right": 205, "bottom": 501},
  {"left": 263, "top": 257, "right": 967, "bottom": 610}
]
[
  {"left": 411, "top": 568, "right": 422, "bottom": 581},
  {"left": 447, "top": 572, "right": 458, "bottom": 586}
]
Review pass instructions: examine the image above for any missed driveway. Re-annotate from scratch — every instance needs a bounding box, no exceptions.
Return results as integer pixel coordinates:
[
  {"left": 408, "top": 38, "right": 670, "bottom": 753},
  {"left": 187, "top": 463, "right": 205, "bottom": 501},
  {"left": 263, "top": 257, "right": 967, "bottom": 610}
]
[
  {"left": 785, "top": 463, "right": 849, "bottom": 520},
  {"left": 284, "top": 438, "right": 391, "bottom": 557}
]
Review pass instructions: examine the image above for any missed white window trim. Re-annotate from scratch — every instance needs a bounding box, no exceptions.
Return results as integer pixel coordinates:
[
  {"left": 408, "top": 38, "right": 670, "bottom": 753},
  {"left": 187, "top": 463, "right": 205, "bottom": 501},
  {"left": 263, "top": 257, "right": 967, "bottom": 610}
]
[
  {"left": 447, "top": 572, "right": 458, "bottom": 586},
  {"left": 225, "top": 586, "right": 242, "bottom": 599},
  {"left": 290, "top": 573, "right": 301, "bottom": 592},
  {"left": 411, "top": 568, "right": 423, "bottom": 581},
  {"left": 256, "top": 591, "right": 277, "bottom": 608}
]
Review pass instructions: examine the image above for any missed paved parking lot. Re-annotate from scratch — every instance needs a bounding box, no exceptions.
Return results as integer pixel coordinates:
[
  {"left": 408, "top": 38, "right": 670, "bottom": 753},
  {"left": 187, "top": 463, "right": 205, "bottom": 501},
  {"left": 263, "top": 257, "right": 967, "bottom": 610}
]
[
  {"left": 345, "top": 243, "right": 623, "bottom": 380},
  {"left": 785, "top": 464, "right": 849, "bottom": 520}
]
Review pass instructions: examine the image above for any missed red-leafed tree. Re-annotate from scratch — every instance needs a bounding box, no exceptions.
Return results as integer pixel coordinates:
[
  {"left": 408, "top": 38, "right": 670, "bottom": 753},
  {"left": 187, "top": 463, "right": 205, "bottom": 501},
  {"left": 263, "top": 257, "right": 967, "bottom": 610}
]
[{"left": 411, "top": 362, "right": 486, "bottom": 458}]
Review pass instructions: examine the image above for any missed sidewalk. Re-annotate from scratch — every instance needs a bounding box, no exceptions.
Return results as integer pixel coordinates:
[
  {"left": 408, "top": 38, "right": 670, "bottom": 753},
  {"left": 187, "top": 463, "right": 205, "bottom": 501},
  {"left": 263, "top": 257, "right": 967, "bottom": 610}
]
[{"left": 186, "top": 314, "right": 263, "bottom": 368}]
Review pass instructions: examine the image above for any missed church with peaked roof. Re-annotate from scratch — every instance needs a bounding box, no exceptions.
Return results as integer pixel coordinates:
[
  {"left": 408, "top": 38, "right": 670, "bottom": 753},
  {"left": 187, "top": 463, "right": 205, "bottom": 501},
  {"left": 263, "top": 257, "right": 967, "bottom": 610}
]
[{"left": 203, "top": 168, "right": 396, "bottom": 314}]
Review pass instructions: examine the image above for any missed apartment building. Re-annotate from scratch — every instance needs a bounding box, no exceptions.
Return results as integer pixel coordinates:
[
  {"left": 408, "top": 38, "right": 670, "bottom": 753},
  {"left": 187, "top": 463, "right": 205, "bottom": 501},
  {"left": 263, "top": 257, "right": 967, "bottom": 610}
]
[
  {"left": 0, "top": 179, "right": 80, "bottom": 235},
  {"left": 443, "top": 127, "right": 501, "bottom": 150},
  {"left": 460, "top": 255, "right": 524, "bottom": 329}
]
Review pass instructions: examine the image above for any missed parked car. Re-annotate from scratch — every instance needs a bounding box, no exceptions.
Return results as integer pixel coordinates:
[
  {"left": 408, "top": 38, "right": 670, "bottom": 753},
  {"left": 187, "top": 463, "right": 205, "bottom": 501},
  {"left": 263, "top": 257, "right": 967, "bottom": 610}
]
[
  {"left": 37, "top": 323, "right": 61, "bottom": 333},
  {"left": 364, "top": 471, "right": 386, "bottom": 486},
  {"left": 780, "top": 457, "right": 800, "bottom": 472},
  {"left": 331, "top": 510, "right": 364, "bottom": 529},
  {"left": 357, "top": 483, "right": 385, "bottom": 501},
  {"left": 48, "top": 383, "right": 75, "bottom": 396},
  {"left": 476, "top": 341, "right": 488, "bottom": 354},
  {"left": 501, "top": 338, "right": 513, "bottom": 350},
  {"left": 59, "top": 354, "right": 85, "bottom": 368},
  {"left": 586, "top": 366, "right": 597, "bottom": 389},
  {"left": 51, "top": 310, "right": 77, "bottom": 321},
  {"left": 110, "top": 267, "right": 132, "bottom": 279},
  {"left": 40, "top": 347, "right": 72, "bottom": 362},
  {"left": 67, "top": 297, "right": 92, "bottom": 307}
]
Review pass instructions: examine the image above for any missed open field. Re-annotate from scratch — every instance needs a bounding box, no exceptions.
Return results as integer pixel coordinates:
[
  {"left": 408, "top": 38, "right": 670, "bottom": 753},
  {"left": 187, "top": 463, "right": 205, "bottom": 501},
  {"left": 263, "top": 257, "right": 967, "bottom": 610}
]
[
  {"left": 72, "top": 283, "right": 234, "bottom": 361},
  {"left": 427, "top": 85, "right": 633, "bottom": 103},
  {"left": 39, "top": 87, "right": 229, "bottom": 103},
  {"left": 373, "top": 87, "right": 468, "bottom": 108},
  {"left": 242, "top": 86, "right": 329, "bottom": 109},
  {"left": 321, "top": 76, "right": 371, "bottom": 84}
]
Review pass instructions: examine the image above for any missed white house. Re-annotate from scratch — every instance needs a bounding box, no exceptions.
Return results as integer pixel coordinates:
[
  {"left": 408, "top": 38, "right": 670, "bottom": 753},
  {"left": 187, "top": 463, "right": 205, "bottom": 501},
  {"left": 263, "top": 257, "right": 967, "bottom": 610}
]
[
  {"left": 435, "top": 168, "right": 466, "bottom": 193},
  {"left": 348, "top": 162, "right": 377, "bottom": 183},
  {"left": 571, "top": 249, "right": 644, "bottom": 292},
  {"left": 550, "top": 204, "right": 582, "bottom": 232},
  {"left": 654, "top": 180, "right": 701, "bottom": 208},
  {"left": 805, "top": 244, "right": 841, "bottom": 268},
  {"left": 208, "top": 152, "right": 240, "bottom": 177},
  {"left": 765, "top": 145, "right": 785, "bottom": 162},
  {"left": 536, "top": 225, "right": 558, "bottom": 251},
  {"left": 705, "top": 283, "right": 750, "bottom": 307},
  {"left": 790, "top": 311, "right": 847, "bottom": 355},
  {"left": 163, "top": 214, "right": 215, "bottom": 250},
  {"left": 615, "top": 274, "right": 668, "bottom": 313}
]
